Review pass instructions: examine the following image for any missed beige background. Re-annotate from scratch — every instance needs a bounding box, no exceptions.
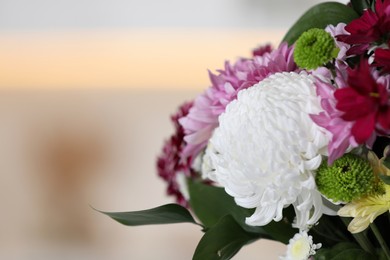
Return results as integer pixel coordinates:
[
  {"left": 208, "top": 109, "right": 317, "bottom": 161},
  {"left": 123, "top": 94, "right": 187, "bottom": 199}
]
[
  {"left": 0, "top": 0, "right": 348, "bottom": 258},
  {"left": 0, "top": 88, "right": 286, "bottom": 259}
]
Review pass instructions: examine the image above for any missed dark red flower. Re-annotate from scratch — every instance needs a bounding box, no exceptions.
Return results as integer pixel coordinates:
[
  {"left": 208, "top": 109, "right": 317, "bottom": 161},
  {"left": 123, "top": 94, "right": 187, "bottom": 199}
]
[
  {"left": 337, "top": 0, "right": 390, "bottom": 55},
  {"left": 156, "top": 101, "right": 195, "bottom": 207},
  {"left": 252, "top": 44, "right": 273, "bottom": 57},
  {"left": 375, "top": 46, "right": 390, "bottom": 72},
  {"left": 334, "top": 59, "right": 390, "bottom": 144}
]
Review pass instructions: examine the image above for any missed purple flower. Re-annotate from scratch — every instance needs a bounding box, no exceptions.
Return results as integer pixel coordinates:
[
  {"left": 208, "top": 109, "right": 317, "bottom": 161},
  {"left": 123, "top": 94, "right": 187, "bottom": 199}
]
[
  {"left": 252, "top": 43, "right": 272, "bottom": 57},
  {"left": 179, "top": 43, "right": 298, "bottom": 159},
  {"left": 157, "top": 101, "right": 195, "bottom": 207}
]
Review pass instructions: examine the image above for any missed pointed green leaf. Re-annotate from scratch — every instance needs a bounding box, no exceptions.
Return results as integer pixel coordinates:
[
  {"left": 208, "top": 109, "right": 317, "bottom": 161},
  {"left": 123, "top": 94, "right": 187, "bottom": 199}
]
[
  {"left": 189, "top": 180, "right": 297, "bottom": 244},
  {"left": 283, "top": 2, "right": 359, "bottom": 45},
  {"left": 188, "top": 180, "right": 247, "bottom": 227},
  {"left": 98, "top": 203, "right": 200, "bottom": 226},
  {"left": 188, "top": 180, "right": 264, "bottom": 234},
  {"left": 193, "top": 215, "right": 261, "bottom": 260}
]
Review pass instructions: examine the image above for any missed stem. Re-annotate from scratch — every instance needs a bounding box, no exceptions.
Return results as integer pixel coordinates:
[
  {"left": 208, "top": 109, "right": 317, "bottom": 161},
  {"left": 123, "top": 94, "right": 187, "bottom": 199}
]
[
  {"left": 370, "top": 222, "right": 390, "bottom": 260},
  {"left": 340, "top": 217, "right": 376, "bottom": 255}
]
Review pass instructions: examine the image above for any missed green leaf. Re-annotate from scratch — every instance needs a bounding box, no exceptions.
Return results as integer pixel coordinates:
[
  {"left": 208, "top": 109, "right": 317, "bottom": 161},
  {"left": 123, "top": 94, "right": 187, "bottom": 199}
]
[
  {"left": 327, "top": 242, "right": 359, "bottom": 254},
  {"left": 377, "top": 249, "right": 390, "bottom": 260},
  {"left": 282, "top": 2, "right": 359, "bottom": 45},
  {"left": 188, "top": 180, "right": 258, "bottom": 232},
  {"left": 315, "top": 242, "right": 374, "bottom": 260},
  {"left": 193, "top": 215, "right": 260, "bottom": 260},
  {"left": 350, "top": 0, "right": 370, "bottom": 15},
  {"left": 379, "top": 174, "right": 390, "bottom": 185},
  {"left": 98, "top": 203, "right": 200, "bottom": 226},
  {"left": 189, "top": 180, "right": 297, "bottom": 244},
  {"left": 310, "top": 215, "right": 352, "bottom": 248},
  {"left": 331, "top": 248, "right": 374, "bottom": 259}
]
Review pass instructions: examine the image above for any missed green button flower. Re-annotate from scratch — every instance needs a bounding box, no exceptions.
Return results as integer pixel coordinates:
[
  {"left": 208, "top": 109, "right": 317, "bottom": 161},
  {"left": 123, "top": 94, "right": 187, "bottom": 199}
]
[
  {"left": 316, "top": 154, "right": 377, "bottom": 203},
  {"left": 294, "top": 28, "right": 339, "bottom": 70}
]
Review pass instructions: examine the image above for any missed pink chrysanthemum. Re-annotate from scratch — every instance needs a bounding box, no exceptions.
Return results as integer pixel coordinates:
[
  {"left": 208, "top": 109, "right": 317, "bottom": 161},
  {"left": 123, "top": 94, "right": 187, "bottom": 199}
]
[
  {"left": 179, "top": 43, "right": 298, "bottom": 159},
  {"left": 310, "top": 73, "right": 357, "bottom": 164},
  {"left": 157, "top": 101, "right": 196, "bottom": 207},
  {"left": 326, "top": 23, "right": 349, "bottom": 61}
]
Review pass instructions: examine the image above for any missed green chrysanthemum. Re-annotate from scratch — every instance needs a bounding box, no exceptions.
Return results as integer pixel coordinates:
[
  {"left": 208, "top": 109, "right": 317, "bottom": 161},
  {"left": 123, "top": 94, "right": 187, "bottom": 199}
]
[
  {"left": 294, "top": 28, "right": 339, "bottom": 70},
  {"left": 315, "top": 154, "right": 376, "bottom": 203}
]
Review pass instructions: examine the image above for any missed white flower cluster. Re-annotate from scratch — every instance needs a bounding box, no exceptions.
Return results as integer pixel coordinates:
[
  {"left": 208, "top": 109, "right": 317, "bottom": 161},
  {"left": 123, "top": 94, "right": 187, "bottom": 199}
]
[
  {"left": 202, "top": 72, "right": 330, "bottom": 230},
  {"left": 281, "top": 231, "right": 322, "bottom": 260}
]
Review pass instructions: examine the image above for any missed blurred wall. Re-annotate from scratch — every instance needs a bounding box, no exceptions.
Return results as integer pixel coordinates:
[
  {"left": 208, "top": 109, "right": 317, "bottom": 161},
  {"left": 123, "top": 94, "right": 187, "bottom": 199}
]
[
  {"left": 0, "top": 0, "right": 347, "bottom": 30},
  {"left": 0, "top": 0, "right": 347, "bottom": 259}
]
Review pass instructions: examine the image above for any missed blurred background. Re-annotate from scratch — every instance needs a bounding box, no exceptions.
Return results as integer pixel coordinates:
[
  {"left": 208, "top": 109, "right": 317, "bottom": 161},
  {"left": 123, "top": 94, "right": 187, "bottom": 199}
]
[{"left": 0, "top": 0, "right": 347, "bottom": 259}]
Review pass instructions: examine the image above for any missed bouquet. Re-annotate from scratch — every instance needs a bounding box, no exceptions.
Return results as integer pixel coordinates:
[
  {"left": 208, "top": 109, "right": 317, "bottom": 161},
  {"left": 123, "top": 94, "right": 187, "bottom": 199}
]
[{"left": 101, "top": 1, "right": 390, "bottom": 259}]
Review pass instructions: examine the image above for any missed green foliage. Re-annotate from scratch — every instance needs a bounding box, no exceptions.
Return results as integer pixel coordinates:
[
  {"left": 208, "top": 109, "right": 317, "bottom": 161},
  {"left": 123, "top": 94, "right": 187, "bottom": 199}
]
[
  {"left": 188, "top": 180, "right": 255, "bottom": 231},
  {"left": 314, "top": 242, "right": 374, "bottom": 259},
  {"left": 98, "top": 203, "right": 200, "bottom": 226},
  {"left": 350, "top": 0, "right": 371, "bottom": 15},
  {"left": 188, "top": 180, "right": 297, "bottom": 244},
  {"left": 309, "top": 215, "right": 352, "bottom": 248},
  {"left": 377, "top": 249, "right": 390, "bottom": 260},
  {"left": 283, "top": 2, "right": 359, "bottom": 45},
  {"left": 193, "top": 215, "right": 261, "bottom": 260}
]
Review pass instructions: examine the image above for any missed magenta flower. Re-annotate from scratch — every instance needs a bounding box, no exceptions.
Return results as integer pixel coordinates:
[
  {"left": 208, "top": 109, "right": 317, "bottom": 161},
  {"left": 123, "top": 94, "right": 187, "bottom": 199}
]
[
  {"left": 252, "top": 43, "right": 273, "bottom": 57},
  {"left": 157, "top": 101, "right": 195, "bottom": 207},
  {"left": 375, "top": 46, "right": 390, "bottom": 73},
  {"left": 310, "top": 73, "right": 357, "bottom": 164},
  {"left": 337, "top": 0, "right": 390, "bottom": 55},
  {"left": 334, "top": 59, "right": 390, "bottom": 144},
  {"left": 179, "top": 43, "right": 298, "bottom": 159}
]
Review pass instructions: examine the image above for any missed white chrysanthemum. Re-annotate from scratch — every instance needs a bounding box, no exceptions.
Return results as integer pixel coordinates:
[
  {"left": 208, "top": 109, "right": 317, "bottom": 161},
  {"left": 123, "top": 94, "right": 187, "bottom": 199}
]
[
  {"left": 202, "top": 72, "right": 330, "bottom": 230},
  {"left": 281, "top": 231, "right": 322, "bottom": 260}
]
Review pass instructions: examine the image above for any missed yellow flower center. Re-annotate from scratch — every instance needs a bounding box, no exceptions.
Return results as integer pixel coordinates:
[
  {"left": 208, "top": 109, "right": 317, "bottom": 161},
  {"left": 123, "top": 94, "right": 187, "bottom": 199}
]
[
  {"left": 369, "top": 92, "right": 380, "bottom": 98},
  {"left": 291, "top": 238, "right": 310, "bottom": 259}
]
